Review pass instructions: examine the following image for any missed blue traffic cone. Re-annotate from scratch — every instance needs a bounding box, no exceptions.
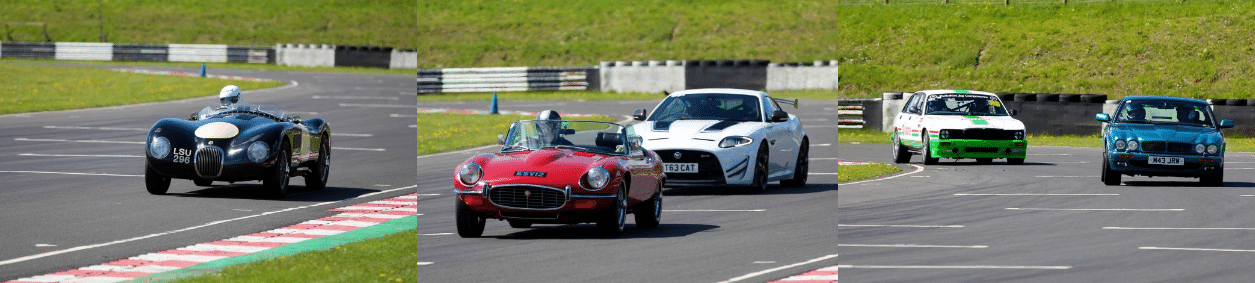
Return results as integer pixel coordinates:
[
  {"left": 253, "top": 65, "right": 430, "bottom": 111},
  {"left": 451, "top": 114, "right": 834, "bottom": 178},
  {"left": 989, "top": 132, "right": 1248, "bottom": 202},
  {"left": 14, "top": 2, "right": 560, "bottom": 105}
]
[
  {"left": 490, "top": 93, "right": 499, "bottom": 114},
  {"left": 199, "top": 63, "right": 206, "bottom": 77}
]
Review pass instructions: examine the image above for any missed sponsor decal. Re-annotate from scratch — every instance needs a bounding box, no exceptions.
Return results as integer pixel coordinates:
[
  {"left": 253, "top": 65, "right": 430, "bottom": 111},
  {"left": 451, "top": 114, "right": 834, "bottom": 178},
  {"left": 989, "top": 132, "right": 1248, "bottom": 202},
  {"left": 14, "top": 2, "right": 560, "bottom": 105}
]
[
  {"left": 965, "top": 115, "right": 989, "bottom": 126},
  {"left": 514, "top": 171, "right": 547, "bottom": 177}
]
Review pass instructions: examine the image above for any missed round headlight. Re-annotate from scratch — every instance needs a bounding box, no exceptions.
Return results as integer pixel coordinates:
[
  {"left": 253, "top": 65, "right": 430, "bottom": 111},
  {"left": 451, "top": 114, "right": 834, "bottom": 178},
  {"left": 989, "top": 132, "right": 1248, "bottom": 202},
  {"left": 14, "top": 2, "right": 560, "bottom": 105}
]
[
  {"left": 939, "top": 130, "right": 950, "bottom": 140},
  {"left": 1207, "top": 144, "right": 1219, "bottom": 155},
  {"left": 148, "top": 136, "right": 171, "bottom": 158},
  {"left": 457, "top": 163, "right": 483, "bottom": 186},
  {"left": 247, "top": 142, "right": 269, "bottom": 163},
  {"left": 718, "top": 136, "right": 753, "bottom": 148},
  {"left": 1114, "top": 139, "right": 1126, "bottom": 150},
  {"left": 584, "top": 167, "right": 610, "bottom": 190},
  {"left": 1195, "top": 143, "right": 1206, "bottom": 154},
  {"left": 1014, "top": 130, "right": 1025, "bottom": 140},
  {"left": 1128, "top": 140, "right": 1139, "bottom": 151}
]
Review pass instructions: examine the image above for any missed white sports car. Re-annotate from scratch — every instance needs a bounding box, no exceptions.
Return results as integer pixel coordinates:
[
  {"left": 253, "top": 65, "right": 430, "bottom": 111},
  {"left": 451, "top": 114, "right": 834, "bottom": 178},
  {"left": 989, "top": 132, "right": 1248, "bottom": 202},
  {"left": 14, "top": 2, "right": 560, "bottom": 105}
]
[{"left": 630, "top": 88, "right": 808, "bottom": 193}]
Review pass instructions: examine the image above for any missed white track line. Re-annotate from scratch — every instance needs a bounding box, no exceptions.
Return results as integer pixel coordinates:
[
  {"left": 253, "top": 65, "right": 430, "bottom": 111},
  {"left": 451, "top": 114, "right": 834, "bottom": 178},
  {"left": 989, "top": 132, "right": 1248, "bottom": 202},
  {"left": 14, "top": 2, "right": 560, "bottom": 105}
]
[
  {"left": 663, "top": 209, "right": 765, "bottom": 212},
  {"left": 14, "top": 138, "right": 142, "bottom": 144},
  {"left": 1105, "top": 227, "right": 1255, "bottom": 230},
  {"left": 417, "top": 262, "right": 434, "bottom": 266},
  {"left": 0, "top": 171, "right": 141, "bottom": 177},
  {"left": 839, "top": 244, "right": 987, "bottom": 249},
  {"left": 1140, "top": 247, "right": 1255, "bottom": 253},
  {"left": 718, "top": 254, "right": 838, "bottom": 283},
  {"left": 355, "top": 185, "right": 419, "bottom": 199},
  {"left": 837, "top": 265, "right": 1071, "bottom": 270},
  {"left": 956, "top": 193, "right": 1118, "bottom": 196},
  {"left": 1007, "top": 208, "right": 1183, "bottom": 211},
  {"left": 19, "top": 153, "right": 143, "bottom": 158},
  {"left": 841, "top": 164, "right": 925, "bottom": 185},
  {"left": 390, "top": 114, "right": 418, "bottom": 118},
  {"left": 838, "top": 224, "right": 963, "bottom": 228},
  {"left": 813, "top": 143, "right": 831, "bottom": 146},
  {"left": 0, "top": 200, "right": 340, "bottom": 266}
]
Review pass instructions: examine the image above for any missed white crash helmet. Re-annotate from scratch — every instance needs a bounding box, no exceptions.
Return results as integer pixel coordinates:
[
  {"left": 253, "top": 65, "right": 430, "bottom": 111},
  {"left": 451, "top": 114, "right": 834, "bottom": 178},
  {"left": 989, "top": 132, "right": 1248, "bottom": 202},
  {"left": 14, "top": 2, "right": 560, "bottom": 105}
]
[{"left": 219, "top": 85, "right": 242, "bottom": 106}]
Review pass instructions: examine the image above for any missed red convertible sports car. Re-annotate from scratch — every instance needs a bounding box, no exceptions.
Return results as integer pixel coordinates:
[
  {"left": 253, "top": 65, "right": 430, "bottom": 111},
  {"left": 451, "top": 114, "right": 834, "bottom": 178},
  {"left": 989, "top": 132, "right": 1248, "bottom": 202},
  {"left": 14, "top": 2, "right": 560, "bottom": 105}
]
[{"left": 453, "top": 112, "right": 665, "bottom": 237}]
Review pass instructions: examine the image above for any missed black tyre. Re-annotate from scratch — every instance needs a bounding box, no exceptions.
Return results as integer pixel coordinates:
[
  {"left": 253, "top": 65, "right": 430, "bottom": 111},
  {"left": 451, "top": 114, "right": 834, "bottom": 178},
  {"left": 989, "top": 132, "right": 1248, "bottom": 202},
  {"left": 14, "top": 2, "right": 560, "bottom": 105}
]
[
  {"left": 507, "top": 220, "right": 532, "bottom": 228},
  {"left": 597, "top": 183, "right": 628, "bottom": 236},
  {"left": 782, "top": 139, "right": 809, "bottom": 187},
  {"left": 892, "top": 131, "right": 911, "bottom": 164},
  {"left": 304, "top": 137, "right": 330, "bottom": 190},
  {"left": 922, "top": 133, "right": 939, "bottom": 165},
  {"left": 145, "top": 165, "right": 170, "bottom": 195},
  {"left": 1202, "top": 170, "right": 1223, "bottom": 187},
  {"left": 456, "top": 200, "right": 485, "bottom": 237},
  {"left": 748, "top": 145, "right": 769, "bottom": 194},
  {"left": 264, "top": 145, "right": 291, "bottom": 198},
  {"left": 193, "top": 179, "right": 212, "bottom": 186},
  {"left": 1102, "top": 157, "right": 1121, "bottom": 186},
  {"left": 976, "top": 158, "right": 993, "bottom": 164},
  {"left": 634, "top": 182, "right": 662, "bottom": 229}
]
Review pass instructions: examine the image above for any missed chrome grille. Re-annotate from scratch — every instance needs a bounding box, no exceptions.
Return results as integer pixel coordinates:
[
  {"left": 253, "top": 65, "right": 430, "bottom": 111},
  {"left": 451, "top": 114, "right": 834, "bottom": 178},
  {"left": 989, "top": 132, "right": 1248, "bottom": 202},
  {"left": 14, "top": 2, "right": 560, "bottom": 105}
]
[
  {"left": 195, "top": 146, "right": 224, "bottom": 178},
  {"left": 487, "top": 185, "right": 566, "bottom": 210}
]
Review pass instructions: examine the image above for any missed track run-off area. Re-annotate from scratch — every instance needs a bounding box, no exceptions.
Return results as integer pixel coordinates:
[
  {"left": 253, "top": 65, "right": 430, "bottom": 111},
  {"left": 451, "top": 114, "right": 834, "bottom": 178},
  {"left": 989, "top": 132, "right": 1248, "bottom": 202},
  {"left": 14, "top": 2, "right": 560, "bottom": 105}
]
[
  {"left": 0, "top": 64, "right": 416, "bottom": 281},
  {"left": 839, "top": 142, "right": 1255, "bottom": 282},
  {"left": 417, "top": 100, "right": 840, "bottom": 283}
]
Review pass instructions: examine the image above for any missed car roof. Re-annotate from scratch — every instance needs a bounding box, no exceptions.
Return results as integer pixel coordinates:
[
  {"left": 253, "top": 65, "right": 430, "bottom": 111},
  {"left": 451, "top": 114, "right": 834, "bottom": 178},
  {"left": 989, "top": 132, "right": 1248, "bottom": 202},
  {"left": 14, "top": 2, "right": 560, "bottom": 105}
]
[
  {"left": 1121, "top": 96, "right": 1208, "bottom": 104},
  {"left": 669, "top": 88, "right": 768, "bottom": 98},
  {"left": 915, "top": 89, "right": 998, "bottom": 97}
]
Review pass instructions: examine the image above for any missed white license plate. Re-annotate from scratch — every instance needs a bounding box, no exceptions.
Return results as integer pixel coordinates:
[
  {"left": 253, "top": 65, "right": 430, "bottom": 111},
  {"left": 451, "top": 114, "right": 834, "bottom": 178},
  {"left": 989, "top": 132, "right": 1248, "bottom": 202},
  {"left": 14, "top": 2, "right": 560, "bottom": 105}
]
[
  {"left": 664, "top": 163, "right": 699, "bottom": 173},
  {"left": 1148, "top": 156, "right": 1184, "bottom": 166}
]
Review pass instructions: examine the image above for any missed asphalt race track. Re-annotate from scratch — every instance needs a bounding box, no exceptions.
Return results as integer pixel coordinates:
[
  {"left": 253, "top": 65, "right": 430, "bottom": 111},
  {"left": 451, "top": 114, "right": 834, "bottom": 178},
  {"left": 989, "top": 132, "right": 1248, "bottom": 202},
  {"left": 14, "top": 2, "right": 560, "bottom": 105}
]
[
  {"left": 839, "top": 142, "right": 1255, "bottom": 282},
  {"left": 0, "top": 63, "right": 415, "bottom": 280},
  {"left": 416, "top": 99, "right": 839, "bottom": 282}
]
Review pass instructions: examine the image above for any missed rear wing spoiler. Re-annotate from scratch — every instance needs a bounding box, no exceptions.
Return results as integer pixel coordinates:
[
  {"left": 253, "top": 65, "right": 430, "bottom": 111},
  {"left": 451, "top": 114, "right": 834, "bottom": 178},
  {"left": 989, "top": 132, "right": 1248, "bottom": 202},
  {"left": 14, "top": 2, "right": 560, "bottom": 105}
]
[{"left": 773, "top": 98, "right": 799, "bottom": 109}]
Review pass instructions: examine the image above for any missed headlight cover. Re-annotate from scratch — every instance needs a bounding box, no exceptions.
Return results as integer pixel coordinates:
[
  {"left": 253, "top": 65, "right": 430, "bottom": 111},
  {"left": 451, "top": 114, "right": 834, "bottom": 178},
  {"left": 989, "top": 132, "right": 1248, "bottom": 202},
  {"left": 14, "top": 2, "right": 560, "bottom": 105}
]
[
  {"left": 1114, "top": 139, "right": 1126, "bottom": 151},
  {"left": 148, "top": 136, "right": 171, "bottom": 159},
  {"left": 1127, "top": 140, "right": 1139, "bottom": 151},
  {"left": 247, "top": 142, "right": 269, "bottom": 163},
  {"left": 939, "top": 130, "right": 951, "bottom": 140},
  {"left": 1194, "top": 143, "right": 1206, "bottom": 154},
  {"left": 1014, "top": 130, "right": 1025, "bottom": 140},
  {"left": 583, "top": 167, "right": 610, "bottom": 190},
  {"left": 718, "top": 136, "right": 753, "bottom": 148},
  {"left": 457, "top": 163, "right": 483, "bottom": 186},
  {"left": 1207, "top": 144, "right": 1219, "bottom": 155}
]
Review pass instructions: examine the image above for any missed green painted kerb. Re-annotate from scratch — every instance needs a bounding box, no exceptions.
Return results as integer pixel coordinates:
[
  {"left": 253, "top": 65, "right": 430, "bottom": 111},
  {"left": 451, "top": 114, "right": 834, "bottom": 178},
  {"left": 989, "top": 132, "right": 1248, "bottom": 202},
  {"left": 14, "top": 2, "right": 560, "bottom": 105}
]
[{"left": 130, "top": 215, "right": 418, "bottom": 283}]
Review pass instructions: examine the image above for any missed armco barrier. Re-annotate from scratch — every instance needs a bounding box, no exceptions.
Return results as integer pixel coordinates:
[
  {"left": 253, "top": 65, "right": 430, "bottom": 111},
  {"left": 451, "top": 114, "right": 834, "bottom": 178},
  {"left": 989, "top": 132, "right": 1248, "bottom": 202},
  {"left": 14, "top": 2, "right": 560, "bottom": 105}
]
[
  {"left": 55, "top": 42, "right": 111, "bottom": 61},
  {"left": 113, "top": 43, "right": 169, "bottom": 62},
  {"left": 335, "top": 46, "right": 392, "bottom": 68},
  {"left": 766, "top": 61, "right": 839, "bottom": 91},
  {"left": 418, "top": 66, "right": 595, "bottom": 93},
  {"left": 600, "top": 60, "right": 685, "bottom": 93},
  {"left": 685, "top": 60, "right": 769, "bottom": 90},
  {"left": 1, "top": 41, "right": 54, "bottom": 59},
  {"left": 168, "top": 44, "right": 227, "bottom": 62}
]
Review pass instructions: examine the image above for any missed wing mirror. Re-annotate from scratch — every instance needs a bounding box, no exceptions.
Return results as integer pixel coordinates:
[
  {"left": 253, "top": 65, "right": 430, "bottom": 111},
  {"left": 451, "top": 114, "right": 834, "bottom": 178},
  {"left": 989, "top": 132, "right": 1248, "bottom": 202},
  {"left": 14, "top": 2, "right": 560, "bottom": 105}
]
[
  {"left": 629, "top": 136, "right": 644, "bottom": 152},
  {"left": 1095, "top": 113, "right": 1111, "bottom": 122},
  {"left": 771, "top": 110, "right": 789, "bottom": 122},
  {"left": 498, "top": 134, "right": 505, "bottom": 145},
  {"left": 1220, "top": 119, "right": 1235, "bottom": 128},
  {"left": 1008, "top": 108, "right": 1019, "bottom": 116},
  {"left": 632, "top": 109, "right": 647, "bottom": 121},
  {"left": 189, "top": 113, "right": 199, "bottom": 121}
]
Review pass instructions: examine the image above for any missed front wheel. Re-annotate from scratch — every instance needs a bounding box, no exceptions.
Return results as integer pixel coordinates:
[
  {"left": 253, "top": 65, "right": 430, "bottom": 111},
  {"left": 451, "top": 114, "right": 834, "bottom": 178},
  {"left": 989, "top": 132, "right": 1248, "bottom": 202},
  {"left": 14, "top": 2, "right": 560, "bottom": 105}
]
[
  {"left": 891, "top": 131, "right": 910, "bottom": 164},
  {"left": 264, "top": 145, "right": 291, "bottom": 198},
  {"left": 748, "top": 145, "right": 769, "bottom": 194},
  {"left": 456, "top": 200, "right": 485, "bottom": 237},
  {"left": 922, "top": 133, "right": 939, "bottom": 165},
  {"left": 634, "top": 182, "right": 662, "bottom": 229},
  {"left": 597, "top": 184, "right": 628, "bottom": 236},
  {"left": 145, "top": 165, "right": 170, "bottom": 195},
  {"left": 1102, "top": 157, "right": 1121, "bottom": 186},
  {"left": 304, "top": 138, "right": 330, "bottom": 190},
  {"left": 782, "top": 139, "right": 808, "bottom": 187}
]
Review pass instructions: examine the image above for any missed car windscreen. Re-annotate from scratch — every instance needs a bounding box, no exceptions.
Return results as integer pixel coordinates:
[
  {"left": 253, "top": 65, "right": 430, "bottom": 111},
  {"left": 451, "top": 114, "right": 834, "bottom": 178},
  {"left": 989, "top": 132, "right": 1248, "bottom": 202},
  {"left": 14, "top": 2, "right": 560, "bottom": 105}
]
[
  {"left": 1114, "top": 99, "right": 1215, "bottom": 127},
  {"left": 197, "top": 103, "right": 291, "bottom": 121},
  {"left": 646, "top": 93, "right": 761, "bottom": 122},
  {"left": 501, "top": 120, "right": 627, "bottom": 155},
  {"left": 924, "top": 94, "right": 1009, "bottom": 116}
]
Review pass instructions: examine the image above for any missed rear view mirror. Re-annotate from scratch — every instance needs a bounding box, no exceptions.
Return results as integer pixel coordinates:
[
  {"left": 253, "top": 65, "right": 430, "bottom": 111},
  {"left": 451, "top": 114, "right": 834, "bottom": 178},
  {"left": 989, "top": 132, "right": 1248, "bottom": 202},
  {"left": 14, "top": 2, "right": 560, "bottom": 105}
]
[
  {"left": 1008, "top": 109, "right": 1019, "bottom": 116},
  {"left": 633, "top": 109, "right": 647, "bottom": 121},
  {"left": 498, "top": 134, "right": 505, "bottom": 145}
]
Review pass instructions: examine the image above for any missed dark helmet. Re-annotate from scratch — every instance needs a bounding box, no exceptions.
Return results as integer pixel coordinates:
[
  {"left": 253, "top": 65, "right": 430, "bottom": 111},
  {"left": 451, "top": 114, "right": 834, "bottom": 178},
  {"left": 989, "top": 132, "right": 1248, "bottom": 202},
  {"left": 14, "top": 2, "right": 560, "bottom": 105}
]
[
  {"left": 535, "top": 110, "right": 563, "bottom": 140},
  {"left": 537, "top": 110, "right": 562, "bottom": 121}
]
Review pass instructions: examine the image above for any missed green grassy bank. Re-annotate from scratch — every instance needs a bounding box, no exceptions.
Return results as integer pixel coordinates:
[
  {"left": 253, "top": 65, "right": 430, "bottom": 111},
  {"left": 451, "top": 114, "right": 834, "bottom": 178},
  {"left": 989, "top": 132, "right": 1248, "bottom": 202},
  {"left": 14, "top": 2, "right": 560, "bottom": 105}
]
[{"left": 838, "top": 1, "right": 1255, "bottom": 99}]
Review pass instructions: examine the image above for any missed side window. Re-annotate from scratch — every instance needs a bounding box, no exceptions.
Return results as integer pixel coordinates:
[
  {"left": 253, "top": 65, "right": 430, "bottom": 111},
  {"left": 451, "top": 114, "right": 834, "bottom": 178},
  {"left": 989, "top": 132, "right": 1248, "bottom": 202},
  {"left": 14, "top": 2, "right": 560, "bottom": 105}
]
[
  {"left": 900, "top": 94, "right": 916, "bottom": 113},
  {"left": 903, "top": 93, "right": 923, "bottom": 114},
  {"left": 761, "top": 96, "right": 777, "bottom": 121}
]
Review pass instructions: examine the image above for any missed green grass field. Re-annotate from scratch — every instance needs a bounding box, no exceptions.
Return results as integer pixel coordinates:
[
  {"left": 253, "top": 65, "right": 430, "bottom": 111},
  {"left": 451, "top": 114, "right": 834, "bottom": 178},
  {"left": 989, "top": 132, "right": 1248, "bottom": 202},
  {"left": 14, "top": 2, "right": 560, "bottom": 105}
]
[
  {"left": 417, "top": 89, "right": 839, "bottom": 102},
  {"left": 417, "top": 113, "right": 618, "bottom": 155},
  {"left": 170, "top": 229, "right": 416, "bottom": 283},
  {"left": 417, "top": 0, "right": 837, "bottom": 68},
  {"left": 838, "top": 1, "right": 1255, "bottom": 99},
  {"left": 0, "top": 62, "right": 282, "bottom": 114},
  {"left": 1, "top": 0, "right": 413, "bottom": 49},
  {"left": 838, "top": 163, "right": 902, "bottom": 183}
]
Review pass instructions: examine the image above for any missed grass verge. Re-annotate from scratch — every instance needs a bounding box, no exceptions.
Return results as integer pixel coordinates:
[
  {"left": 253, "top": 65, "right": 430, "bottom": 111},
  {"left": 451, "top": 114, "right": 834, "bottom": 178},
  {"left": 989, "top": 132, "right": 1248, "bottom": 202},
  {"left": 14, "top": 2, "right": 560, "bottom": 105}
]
[
  {"left": 2, "top": 0, "right": 414, "bottom": 49},
  {"left": 418, "top": 0, "right": 836, "bottom": 68},
  {"left": 0, "top": 62, "right": 282, "bottom": 114},
  {"left": 839, "top": 163, "right": 902, "bottom": 183},
  {"left": 6, "top": 59, "right": 416, "bottom": 75},
  {"left": 417, "top": 113, "right": 618, "bottom": 156},
  {"left": 839, "top": 1, "right": 1255, "bottom": 99},
  {"left": 417, "top": 90, "right": 838, "bottom": 102}
]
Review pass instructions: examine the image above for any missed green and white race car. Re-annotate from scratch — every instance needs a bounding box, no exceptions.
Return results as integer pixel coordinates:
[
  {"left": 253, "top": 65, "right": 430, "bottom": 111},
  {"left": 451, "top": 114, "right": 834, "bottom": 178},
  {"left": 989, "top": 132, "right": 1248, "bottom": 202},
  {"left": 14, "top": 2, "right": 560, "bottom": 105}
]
[{"left": 890, "top": 89, "right": 1027, "bottom": 165}]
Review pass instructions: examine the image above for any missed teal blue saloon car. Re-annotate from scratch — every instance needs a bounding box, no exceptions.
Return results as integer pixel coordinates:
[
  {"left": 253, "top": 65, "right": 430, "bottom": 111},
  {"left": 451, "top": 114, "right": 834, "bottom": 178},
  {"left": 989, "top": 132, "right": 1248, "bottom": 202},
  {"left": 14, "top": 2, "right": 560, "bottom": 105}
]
[{"left": 1096, "top": 96, "right": 1234, "bottom": 186}]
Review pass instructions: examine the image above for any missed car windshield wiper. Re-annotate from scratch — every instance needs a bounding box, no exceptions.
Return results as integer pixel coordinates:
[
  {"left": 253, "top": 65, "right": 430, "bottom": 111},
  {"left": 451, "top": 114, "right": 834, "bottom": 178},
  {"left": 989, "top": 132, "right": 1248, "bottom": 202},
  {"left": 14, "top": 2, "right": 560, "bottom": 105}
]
[
  {"left": 501, "top": 144, "right": 532, "bottom": 152},
  {"left": 542, "top": 145, "right": 589, "bottom": 152}
]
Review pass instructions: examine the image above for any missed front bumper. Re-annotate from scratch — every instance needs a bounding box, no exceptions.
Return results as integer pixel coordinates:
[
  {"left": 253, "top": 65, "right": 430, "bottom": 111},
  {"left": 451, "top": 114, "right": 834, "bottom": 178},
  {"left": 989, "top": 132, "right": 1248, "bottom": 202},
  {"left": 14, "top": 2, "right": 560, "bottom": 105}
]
[
  {"left": 1106, "top": 152, "right": 1223, "bottom": 178},
  {"left": 653, "top": 148, "right": 756, "bottom": 187},
  {"left": 929, "top": 139, "right": 1027, "bottom": 159},
  {"left": 454, "top": 184, "right": 618, "bottom": 224}
]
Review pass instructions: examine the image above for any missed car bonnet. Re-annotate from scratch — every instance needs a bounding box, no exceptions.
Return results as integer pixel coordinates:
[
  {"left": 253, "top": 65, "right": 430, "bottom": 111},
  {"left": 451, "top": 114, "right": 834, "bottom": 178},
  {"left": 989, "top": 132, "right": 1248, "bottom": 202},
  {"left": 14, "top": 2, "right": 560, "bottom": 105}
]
[{"left": 926, "top": 115, "right": 1024, "bottom": 130}]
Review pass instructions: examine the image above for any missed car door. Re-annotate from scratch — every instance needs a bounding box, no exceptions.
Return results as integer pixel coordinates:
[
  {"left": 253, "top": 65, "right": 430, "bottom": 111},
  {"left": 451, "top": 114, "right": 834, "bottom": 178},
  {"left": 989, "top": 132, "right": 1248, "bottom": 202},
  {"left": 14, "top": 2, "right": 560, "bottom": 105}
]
[
  {"left": 897, "top": 93, "right": 925, "bottom": 149},
  {"left": 761, "top": 96, "right": 793, "bottom": 177},
  {"left": 622, "top": 127, "right": 654, "bottom": 202}
]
